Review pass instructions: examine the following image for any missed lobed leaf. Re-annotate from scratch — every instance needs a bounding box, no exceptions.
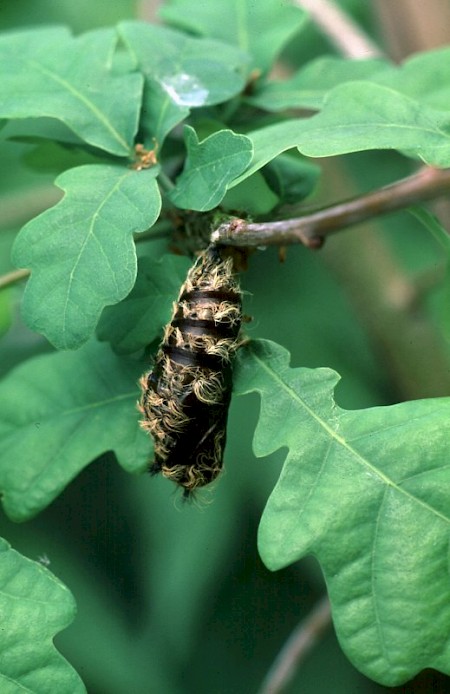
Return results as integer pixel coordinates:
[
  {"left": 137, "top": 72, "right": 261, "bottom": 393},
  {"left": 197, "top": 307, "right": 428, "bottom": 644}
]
[
  {"left": 0, "top": 539, "right": 85, "bottom": 693},
  {"left": 118, "top": 21, "right": 248, "bottom": 144},
  {"left": 0, "top": 27, "right": 142, "bottom": 155},
  {"left": 221, "top": 172, "right": 280, "bottom": 215},
  {"left": 294, "top": 82, "right": 450, "bottom": 166},
  {"left": 261, "top": 153, "right": 320, "bottom": 204},
  {"left": 170, "top": 126, "right": 253, "bottom": 211},
  {"left": 248, "top": 56, "right": 389, "bottom": 112},
  {"left": 248, "top": 46, "right": 450, "bottom": 116},
  {"left": 230, "top": 120, "right": 319, "bottom": 184},
  {"left": 372, "top": 45, "right": 450, "bottom": 112},
  {"left": 0, "top": 340, "right": 149, "bottom": 521},
  {"left": 159, "top": 0, "right": 306, "bottom": 73},
  {"left": 97, "top": 254, "right": 191, "bottom": 354},
  {"left": 12, "top": 164, "right": 161, "bottom": 350},
  {"left": 232, "top": 84, "right": 450, "bottom": 183},
  {"left": 235, "top": 339, "right": 450, "bottom": 686}
]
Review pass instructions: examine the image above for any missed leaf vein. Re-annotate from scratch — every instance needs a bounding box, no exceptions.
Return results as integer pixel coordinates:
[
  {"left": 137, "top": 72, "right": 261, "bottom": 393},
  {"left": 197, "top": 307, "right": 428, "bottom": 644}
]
[{"left": 252, "top": 346, "right": 450, "bottom": 525}]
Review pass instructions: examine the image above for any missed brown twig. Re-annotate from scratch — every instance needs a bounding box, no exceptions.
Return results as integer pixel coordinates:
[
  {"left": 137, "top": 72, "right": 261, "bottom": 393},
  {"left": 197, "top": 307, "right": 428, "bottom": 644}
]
[
  {"left": 257, "top": 596, "right": 332, "bottom": 694},
  {"left": 212, "top": 167, "right": 450, "bottom": 248},
  {"left": 0, "top": 268, "right": 30, "bottom": 291},
  {"left": 294, "top": 0, "right": 384, "bottom": 59}
]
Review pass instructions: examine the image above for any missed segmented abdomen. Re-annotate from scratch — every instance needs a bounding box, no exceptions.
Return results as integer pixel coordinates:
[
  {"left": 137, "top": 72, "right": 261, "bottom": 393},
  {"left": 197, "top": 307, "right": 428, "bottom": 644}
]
[{"left": 139, "top": 245, "right": 241, "bottom": 497}]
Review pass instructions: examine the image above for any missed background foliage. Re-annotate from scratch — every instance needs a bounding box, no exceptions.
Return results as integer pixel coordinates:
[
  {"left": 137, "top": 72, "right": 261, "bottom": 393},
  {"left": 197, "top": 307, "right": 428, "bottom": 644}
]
[{"left": 1, "top": 0, "right": 450, "bottom": 692}]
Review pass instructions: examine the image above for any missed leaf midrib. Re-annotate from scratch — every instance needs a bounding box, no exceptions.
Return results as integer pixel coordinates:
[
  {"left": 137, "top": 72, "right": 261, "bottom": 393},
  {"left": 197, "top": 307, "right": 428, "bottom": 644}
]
[
  {"left": 26, "top": 58, "right": 129, "bottom": 151},
  {"left": 252, "top": 346, "right": 450, "bottom": 525},
  {"left": 60, "top": 170, "right": 133, "bottom": 345},
  {"left": 1, "top": 390, "right": 137, "bottom": 437}
]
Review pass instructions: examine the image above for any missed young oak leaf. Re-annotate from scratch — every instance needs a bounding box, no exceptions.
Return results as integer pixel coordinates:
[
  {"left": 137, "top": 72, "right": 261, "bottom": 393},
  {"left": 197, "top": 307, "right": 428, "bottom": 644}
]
[
  {"left": 118, "top": 22, "right": 248, "bottom": 145},
  {"left": 0, "top": 538, "right": 85, "bottom": 693},
  {"left": 12, "top": 164, "right": 161, "bottom": 350},
  {"left": 0, "top": 27, "right": 142, "bottom": 156},
  {"left": 170, "top": 126, "right": 253, "bottom": 211},
  {"left": 294, "top": 82, "right": 450, "bottom": 167},
  {"left": 234, "top": 339, "right": 450, "bottom": 686},
  {"left": 97, "top": 254, "right": 191, "bottom": 354},
  {"left": 369, "top": 45, "right": 450, "bottom": 112},
  {"left": 247, "top": 56, "right": 389, "bottom": 112},
  {"left": 0, "top": 340, "right": 149, "bottom": 522},
  {"left": 232, "top": 84, "right": 450, "bottom": 186},
  {"left": 159, "top": 0, "right": 306, "bottom": 74}
]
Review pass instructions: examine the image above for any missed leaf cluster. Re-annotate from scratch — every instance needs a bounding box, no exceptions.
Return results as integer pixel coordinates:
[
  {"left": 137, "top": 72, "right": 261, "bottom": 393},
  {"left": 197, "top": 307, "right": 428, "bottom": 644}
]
[{"left": 1, "top": 0, "right": 450, "bottom": 690}]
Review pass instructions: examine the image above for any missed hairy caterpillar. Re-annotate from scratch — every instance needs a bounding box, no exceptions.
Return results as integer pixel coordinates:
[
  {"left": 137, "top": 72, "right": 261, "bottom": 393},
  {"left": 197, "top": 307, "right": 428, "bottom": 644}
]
[{"left": 139, "top": 245, "right": 242, "bottom": 497}]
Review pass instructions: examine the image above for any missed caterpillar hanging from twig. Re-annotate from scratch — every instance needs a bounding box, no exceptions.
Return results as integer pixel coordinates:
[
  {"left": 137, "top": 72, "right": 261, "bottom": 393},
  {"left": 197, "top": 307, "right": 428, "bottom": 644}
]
[{"left": 139, "top": 244, "right": 242, "bottom": 497}]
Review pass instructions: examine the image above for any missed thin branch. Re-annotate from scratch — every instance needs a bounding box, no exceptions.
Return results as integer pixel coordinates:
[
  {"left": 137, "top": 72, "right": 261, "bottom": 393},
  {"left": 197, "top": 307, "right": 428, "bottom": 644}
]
[
  {"left": 294, "top": 0, "right": 384, "bottom": 59},
  {"left": 211, "top": 167, "right": 450, "bottom": 248},
  {"left": 0, "top": 268, "right": 30, "bottom": 291},
  {"left": 257, "top": 596, "right": 332, "bottom": 694}
]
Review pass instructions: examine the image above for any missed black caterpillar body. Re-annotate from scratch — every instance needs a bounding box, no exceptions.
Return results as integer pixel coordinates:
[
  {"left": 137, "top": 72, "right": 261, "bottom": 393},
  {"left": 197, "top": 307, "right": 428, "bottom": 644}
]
[{"left": 139, "top": 245, "right": 242, "bottom": 497}]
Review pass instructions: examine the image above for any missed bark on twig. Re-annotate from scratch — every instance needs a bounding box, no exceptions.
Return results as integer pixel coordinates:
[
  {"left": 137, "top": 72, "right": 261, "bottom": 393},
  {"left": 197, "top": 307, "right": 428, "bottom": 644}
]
[
  {"left": 0, "top": 268, "right": 30, "bottom": 291},
  {"left": 257, "top": 596, "right": 332, "bottom": 694},
  {"left": 212, "top": 167, "right": 450, "bottom": 249},
  {"left": 294, "top": 0, "right": 383, "bottom": 59}
]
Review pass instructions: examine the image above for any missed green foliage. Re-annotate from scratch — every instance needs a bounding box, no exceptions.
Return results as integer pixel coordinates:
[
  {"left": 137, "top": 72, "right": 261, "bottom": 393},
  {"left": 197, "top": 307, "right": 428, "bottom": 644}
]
[
  {"left": 12, "top": 165, "right": 161, "bottom": 349},
  {"left": 159, "top": 0, "right": 307, "bottom": 72},
  {"left": 0, "top": 340, "right": 149, "bottom": 521},
  {"left": 170, "top": 126, "right": 253, "bottom": 210},
  {"left": 294, "top": 83, "right": 450, "bottom": 165},
  {"left": 0, "top": 538, "right": 84, "bottom": 693},
  {"left": 242, "top": 92, "right": 450, "bottom": 176},
  {"left": 371, "top": 45, "right": 450, "bottom": 108},
  {"left": 235, "top": 339, "right": 450, "bottom": 686},
  {"left": 248, "top": 56, "right": 389, "bottom": 111},
  {"left": 117, "top": 21, "right": 249, "bottom": 144},
  {"left": 1, "top": 0, "right": 450, "bottom": 691},
  {"left": 0, "top": 27, "right": 141, "bottom": 155},
  {"left": 97, "top": 254, "right": 191, "bottom": 353},
  {"left": 260, "top": 153, "right": 321, "bottom": 204}
]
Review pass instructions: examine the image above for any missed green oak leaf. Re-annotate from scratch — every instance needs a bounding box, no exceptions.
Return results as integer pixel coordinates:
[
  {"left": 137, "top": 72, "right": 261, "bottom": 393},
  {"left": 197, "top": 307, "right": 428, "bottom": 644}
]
[
  {"left": 249, "top": 46, "right": 450, "bottom": 116},
  {"left": 0, "top": 538, "right": 85, "bottom": 693},
  {"left": 0, "top": 27, "right": 142, "bottom": 156},
  {"left": 248, "top": 56, "right": 388, "bottom": 111},
  {"left": 97, "top": 254, "right": 191, "bottom": 354},
  {"left": 118, "top": 21, "right": 248, "bottom": 144},
  {"left": 221, "top": 172, "right": 280, "bottom": 215},
  {"left": 235, "top": 339, "right": 450, "bottom": 686},
  {"left": 12, "top": 164, "right": 161, "bottom": 350},
  {"left": 372, "top": 45, "right": 450, "bottom": 112},
  {"left": 261, "top": 153, "right": 320, "bottom": 204},
  {"left": 170, "top": 126, "right": 253, "bottom": 211},
  {"left": 230, "top": 119, "right": 330, "bottom": 184},
  {"left": 159, "top": 0, "right": 306, "bottom": 73},
  {"left": 231, "top": 84, "right": 450, "bottom": 184},
  {"left": 0, "top": 340, "right": 149, "bottom": 521},
  {"left": 295, "top": 83, "right": 450, "bottom": 166}
]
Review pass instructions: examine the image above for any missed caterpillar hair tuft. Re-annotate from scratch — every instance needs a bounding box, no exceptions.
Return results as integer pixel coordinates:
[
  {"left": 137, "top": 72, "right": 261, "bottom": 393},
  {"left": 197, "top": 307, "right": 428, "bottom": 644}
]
[{"left": 138, "top": 245, "right": 242, "bottom": 497}]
